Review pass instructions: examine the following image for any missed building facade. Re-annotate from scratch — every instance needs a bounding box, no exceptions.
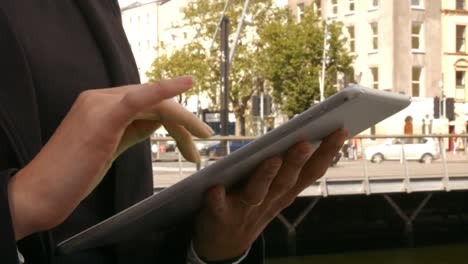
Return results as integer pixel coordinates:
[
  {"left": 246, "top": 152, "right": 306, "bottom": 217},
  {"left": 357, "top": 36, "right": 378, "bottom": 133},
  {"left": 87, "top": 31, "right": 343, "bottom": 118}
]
[
  {"left": 289, "top": 0, "right": 443, "bottom": 134},
  {"left": 121, "top": 0, "right": 191, "bottom": 83},
  {"left": 442, "top": 0, "right": 468, "bottom": 133}
]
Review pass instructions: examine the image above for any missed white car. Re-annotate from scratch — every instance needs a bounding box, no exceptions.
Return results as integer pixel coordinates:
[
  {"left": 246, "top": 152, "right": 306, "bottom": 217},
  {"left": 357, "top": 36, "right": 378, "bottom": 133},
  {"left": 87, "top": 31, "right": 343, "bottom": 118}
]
[{"left": 365, "top": 137, "right": 440, "bottom": 164}]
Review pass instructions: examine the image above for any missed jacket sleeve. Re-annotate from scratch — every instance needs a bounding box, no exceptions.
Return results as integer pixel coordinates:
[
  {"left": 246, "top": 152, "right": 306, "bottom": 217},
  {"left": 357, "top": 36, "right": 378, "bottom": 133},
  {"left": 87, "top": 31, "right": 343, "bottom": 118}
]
[{"left": 0, "top": 168, "right": 20, "bottom": 263}]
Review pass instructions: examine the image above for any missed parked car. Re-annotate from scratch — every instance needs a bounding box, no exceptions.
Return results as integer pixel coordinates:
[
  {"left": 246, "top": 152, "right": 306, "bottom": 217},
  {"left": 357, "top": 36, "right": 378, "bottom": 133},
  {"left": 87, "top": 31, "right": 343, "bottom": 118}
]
[
  {"left": 365, "top": 137, "right": 440, "bottom": 164},
  {"left": 206, "top": 140, "right": 253, "bottom": 160},
  {"left": 196, "top": 141, "right": 220, "bottom": 156}
]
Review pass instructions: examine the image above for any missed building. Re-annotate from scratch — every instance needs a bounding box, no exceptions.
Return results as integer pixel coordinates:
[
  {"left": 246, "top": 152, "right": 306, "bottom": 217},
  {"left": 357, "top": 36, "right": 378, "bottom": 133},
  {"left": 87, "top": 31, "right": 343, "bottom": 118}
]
[
  {"left": 121, "top": 0, "right": 192, "bottom": 83},
  {"left": 441, "top": 0, "right": 468, "bottom": 133},
  {"left": 289, "top": 0, "right": 443, "bottom": 134}
]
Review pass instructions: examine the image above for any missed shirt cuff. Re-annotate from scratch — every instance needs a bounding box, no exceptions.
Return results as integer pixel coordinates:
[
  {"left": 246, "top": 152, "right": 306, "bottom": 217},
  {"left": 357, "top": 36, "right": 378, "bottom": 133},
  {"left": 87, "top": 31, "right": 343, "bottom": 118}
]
[
  {"left": 17, "top": 247, "right": 24, "bottom": 264},
  {"left": 186, "top": 240, "right": 250, "bottom": 264}
]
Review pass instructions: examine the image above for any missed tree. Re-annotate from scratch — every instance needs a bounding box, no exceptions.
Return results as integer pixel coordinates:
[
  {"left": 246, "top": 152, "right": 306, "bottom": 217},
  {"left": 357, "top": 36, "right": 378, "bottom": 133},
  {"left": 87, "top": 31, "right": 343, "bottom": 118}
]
[
  {"left": 258, "top": 6, "right": 353, "bottom": 118},
  {"left": 147, "top": 42, "right": 212, "bottom": 108},
  {"left": 182, "top": 0, "right": 276, "bottom": 135}
]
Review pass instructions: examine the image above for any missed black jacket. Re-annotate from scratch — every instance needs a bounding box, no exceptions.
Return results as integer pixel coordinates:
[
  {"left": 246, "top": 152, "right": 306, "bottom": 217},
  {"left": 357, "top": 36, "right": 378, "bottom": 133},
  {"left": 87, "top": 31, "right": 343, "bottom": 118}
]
[{"left": 0, "top": 1, "right": 264, "bottom": 263}]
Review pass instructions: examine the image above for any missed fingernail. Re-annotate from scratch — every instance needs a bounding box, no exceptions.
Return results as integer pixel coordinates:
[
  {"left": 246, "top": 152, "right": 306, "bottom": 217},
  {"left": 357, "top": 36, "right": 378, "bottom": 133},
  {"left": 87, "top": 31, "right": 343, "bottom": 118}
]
[
  {"left": 203, "top": 123, "right": 215, "bottom": 136},
  {"left": 178, "top": 75, "right": 193, "bottom": 86}
]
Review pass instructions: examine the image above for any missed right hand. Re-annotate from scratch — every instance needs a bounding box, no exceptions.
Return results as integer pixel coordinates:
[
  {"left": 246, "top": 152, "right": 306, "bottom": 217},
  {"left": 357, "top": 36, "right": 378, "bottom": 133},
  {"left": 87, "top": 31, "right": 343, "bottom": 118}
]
[{"left": 7, "top": 76, "right": 212, "bottom": 239}]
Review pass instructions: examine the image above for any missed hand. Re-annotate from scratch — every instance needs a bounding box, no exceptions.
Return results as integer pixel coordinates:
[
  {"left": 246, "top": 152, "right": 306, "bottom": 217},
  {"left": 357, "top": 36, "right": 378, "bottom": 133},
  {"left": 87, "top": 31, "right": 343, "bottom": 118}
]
[
  {"left": 8, "top": 76, "right": 213, "bottom": 239},
  {"left": 193, "top": 130, "right": 347, "bottom": 261}
]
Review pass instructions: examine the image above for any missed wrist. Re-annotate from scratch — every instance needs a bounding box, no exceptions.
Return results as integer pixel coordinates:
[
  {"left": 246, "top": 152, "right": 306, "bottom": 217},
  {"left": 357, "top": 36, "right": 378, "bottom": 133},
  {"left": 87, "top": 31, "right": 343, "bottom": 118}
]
[
  {"left": 192, "top": 238, "right": 249, "bottom": 262},
  {"left": 188, "top": 240, "right": 250, "bottom": 264}
]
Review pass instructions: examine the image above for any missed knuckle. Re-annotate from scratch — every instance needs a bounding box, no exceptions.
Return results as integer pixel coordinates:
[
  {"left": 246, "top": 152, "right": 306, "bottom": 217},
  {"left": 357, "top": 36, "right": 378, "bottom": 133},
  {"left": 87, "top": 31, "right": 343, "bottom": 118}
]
[
  {"left": 271, "top": 180, "right": 294, "bottom": 194},
  {"left": 77, "top": 90, "right": 95, "bottom": 104}
]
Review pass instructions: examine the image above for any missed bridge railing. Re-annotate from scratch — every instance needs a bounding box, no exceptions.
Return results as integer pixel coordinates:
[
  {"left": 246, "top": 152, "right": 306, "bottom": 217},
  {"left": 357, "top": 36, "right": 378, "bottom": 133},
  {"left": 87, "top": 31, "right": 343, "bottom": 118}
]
[{"left": 150, "top": 134, "right": 468, "bottom": 196}]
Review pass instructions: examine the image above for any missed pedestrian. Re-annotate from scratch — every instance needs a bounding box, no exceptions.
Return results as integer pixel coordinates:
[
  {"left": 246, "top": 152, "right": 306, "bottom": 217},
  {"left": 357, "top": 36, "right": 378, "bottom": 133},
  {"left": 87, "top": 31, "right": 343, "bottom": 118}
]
[
  {"left": 0, "top": 2, "right": 347, "bottom": 263},
  {"left": 404, "top": 116, "right": 414, "bottom": 144}
]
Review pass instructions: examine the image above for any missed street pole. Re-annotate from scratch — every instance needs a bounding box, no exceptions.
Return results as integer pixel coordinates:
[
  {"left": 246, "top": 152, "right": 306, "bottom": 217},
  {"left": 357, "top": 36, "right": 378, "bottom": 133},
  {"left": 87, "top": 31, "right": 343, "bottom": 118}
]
[
  {"left": 229, "top": 0, "right": 251, "bottom": 64},
  {"left": 209, "top": 0, "right": 231, "bottom": 51},
  {"left": 320, "top": 19, "right": 331, "bottom": 102},
  {"left": 220, "top": 16, "right": 230, "bottom": 155}
]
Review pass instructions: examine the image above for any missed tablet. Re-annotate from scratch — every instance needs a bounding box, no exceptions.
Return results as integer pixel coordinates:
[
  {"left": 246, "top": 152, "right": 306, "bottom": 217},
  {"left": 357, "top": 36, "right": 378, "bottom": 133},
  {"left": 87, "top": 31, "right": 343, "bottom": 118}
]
[{"left": 56, "top": 85, "right": 411, "bottom": 254}]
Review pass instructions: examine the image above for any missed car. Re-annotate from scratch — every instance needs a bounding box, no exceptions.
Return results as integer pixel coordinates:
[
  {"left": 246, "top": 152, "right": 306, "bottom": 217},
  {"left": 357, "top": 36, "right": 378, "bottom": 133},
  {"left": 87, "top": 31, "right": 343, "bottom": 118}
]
[
  {"left": 365, "top": 137, "right": 440, "bottom": 164},
  {"left": 196, "top": 141, "right": 220, "bottom": 156},
  {"left": 206, "top": 140, "right": 253, "bottom": 160}
]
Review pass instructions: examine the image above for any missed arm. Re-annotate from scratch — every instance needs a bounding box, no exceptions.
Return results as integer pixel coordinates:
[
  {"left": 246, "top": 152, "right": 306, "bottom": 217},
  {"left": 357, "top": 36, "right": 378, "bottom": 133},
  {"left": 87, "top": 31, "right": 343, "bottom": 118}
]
[{"left": 7, "top": 76, "right": 213, "bottom": 240}]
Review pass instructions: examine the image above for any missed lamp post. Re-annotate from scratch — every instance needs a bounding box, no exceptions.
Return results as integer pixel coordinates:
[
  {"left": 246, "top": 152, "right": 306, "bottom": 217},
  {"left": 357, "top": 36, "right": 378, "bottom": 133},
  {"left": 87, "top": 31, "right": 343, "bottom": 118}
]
[{"left": 320, "top": 18, "right": 331, "bottom": 102}]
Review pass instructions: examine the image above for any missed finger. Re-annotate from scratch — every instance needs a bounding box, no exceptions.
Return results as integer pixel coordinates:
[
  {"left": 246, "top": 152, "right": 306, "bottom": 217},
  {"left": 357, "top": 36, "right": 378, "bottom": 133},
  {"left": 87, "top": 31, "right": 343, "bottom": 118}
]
[
  {"left": 238, "top": 157, "right": 282, "bottom": 210},
  {"left": 205, "top": 185, "right": 228, "bottom": 220},
  {"left": 113, "top": 76, "right": 194, "bottom": 125},
  {"left": 263, "top": 142, "right": 312, "bottom": 203},
  {"left": 292, "top": 129, "right": 348, "bottom": 194},
  {"left": 164, "top": 122, "right": 200, "bottom": 163},
  {"left": 115, "top": 120, "right": 162, "bottom": 157},
  {"left": 143, "top": 99, "right": 214, "bottom": 139}
]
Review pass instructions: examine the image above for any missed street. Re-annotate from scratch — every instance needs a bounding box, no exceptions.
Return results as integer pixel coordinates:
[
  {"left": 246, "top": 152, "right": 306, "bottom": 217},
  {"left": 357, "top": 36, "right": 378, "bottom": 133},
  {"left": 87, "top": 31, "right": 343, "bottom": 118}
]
[{"left": 152, "top": 152, "right": 468, "bottom": 188}]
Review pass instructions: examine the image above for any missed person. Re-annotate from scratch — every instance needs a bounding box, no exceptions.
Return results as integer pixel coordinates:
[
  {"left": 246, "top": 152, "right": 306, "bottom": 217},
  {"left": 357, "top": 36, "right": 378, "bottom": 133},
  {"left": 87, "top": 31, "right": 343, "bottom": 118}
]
[
  {"left": 0, "top": 1, "right": 347, "bottom": 263},
  {"left": 404, "top": 115, "right": 414, "bottom": 144}
]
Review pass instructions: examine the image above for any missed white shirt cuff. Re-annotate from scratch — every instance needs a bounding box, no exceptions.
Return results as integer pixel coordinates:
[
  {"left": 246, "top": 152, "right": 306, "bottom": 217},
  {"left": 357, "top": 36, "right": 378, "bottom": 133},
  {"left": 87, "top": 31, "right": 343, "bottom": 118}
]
[
  {"left": 186, "top": 240, "right": 250, "bottom": 264},
  {"left": 17, "top": 247, "right": 24, "bottom": 264}
]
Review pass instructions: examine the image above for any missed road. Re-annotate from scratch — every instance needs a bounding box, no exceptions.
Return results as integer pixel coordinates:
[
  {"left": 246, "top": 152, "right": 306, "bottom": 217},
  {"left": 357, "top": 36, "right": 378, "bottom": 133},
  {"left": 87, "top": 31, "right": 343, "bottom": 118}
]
[{"left": 152, "top": 152, "right": 468, "bottom": 188}]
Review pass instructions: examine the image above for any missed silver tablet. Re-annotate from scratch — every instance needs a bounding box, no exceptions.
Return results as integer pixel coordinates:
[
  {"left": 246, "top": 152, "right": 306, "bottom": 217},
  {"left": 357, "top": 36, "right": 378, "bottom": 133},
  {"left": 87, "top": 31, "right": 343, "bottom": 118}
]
[{"left": 57, "top": 85, "right": 411, "bottom": 254}]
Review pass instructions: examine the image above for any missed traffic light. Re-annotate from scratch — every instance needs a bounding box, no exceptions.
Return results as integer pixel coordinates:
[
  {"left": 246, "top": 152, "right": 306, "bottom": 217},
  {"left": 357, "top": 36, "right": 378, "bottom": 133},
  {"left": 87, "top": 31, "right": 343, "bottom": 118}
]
[
  {"left": 264, "top": 95, "right": 272, "bottom": 116},
  {"left": 446, "top": 97, "right": 455, "bottom": 121},
  {"left": 251, "top": 95, "right": 273, "bottom": 116},
  {"left": 252, "top": 95, "right": 260, "bottom": 116},
  {"left": 433, "top": 96, "right": 440, "bottom": 119}
]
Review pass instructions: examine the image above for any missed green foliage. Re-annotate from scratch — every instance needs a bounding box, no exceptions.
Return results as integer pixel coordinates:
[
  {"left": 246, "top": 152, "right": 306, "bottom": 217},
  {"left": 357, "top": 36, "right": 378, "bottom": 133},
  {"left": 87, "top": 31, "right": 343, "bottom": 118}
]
[
  {"left": 181, "top": 0, "right": 277, "bottom": 135},
  {"left": 147, "top": 42, "right": 212, "bottom": 106},
  {"left": 258, "top": 6, "right": 353, "bottom": 118},
  {"left": 147, "top": 1, "right": 353, "bottom": 132}
]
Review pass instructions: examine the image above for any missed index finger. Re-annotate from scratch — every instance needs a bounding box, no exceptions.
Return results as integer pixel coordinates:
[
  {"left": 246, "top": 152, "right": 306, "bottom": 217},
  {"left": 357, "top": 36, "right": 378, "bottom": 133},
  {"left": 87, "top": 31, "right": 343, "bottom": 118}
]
[{"left": 112, "top": 76, "right": 194, "bottom": 125}]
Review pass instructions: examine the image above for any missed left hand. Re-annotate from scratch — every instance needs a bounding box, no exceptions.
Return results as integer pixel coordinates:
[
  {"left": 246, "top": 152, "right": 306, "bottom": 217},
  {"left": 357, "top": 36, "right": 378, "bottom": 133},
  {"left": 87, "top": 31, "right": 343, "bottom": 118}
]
[{"left": 192, "top": 129, "right": 348, "bottom": 261}]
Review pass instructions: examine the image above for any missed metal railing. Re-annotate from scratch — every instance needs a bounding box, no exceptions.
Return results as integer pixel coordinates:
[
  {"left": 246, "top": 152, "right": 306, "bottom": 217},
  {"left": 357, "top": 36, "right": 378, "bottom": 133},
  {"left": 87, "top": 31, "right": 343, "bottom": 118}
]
[{"left": 151, "top": 134, "right": 468, "bottom": 194}]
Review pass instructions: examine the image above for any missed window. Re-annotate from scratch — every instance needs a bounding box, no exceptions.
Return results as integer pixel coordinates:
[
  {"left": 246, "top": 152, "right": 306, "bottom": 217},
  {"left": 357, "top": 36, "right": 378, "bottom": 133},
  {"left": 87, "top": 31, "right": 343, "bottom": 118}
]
[
  {"left": 456, "top": 71, "right": 465, "bottom": 88},
  {"left": 347, "top": 0, "right": 355, "bottom": 13},
  {"left": 330, "top": 0, "right": 338, "bottom": 16},
  {"left": 411, "top": 22, "right": 423, "bottom": 51},
  {"left": 411, "top": 0, "right": 423, "bottom": 8},
  {"left": 456, "top": 0, "right": 465, "bottom": 10},
  {"left": 370, "top": 67, "right": 379, "bottom": 89},
  {"left": 347, "top": 26, "right": 355, "bottom": 52},
  {"left": 412, "top": 67, "right": 422, "bottom": 97},
  {"left": 297, "top": 3, "right": 305, "bottom": 22},
  {"left": 370, "top": 0, "right": 379, "bottom": 9},
  {"left": 456, "top": 25, "right": 466, "bottom": 52},
  {"left": 314, "top": 0, "right": 322, "bottom": 17},
  {"left": 370, "top": 22, "right": 379, "bottom": 50}
]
